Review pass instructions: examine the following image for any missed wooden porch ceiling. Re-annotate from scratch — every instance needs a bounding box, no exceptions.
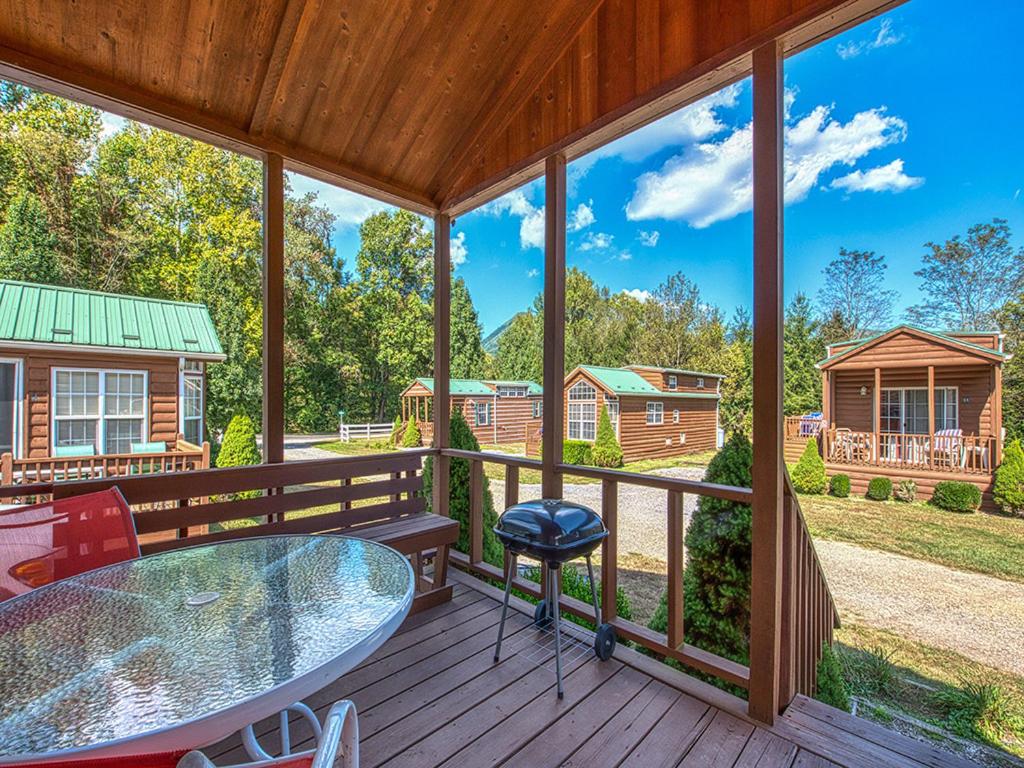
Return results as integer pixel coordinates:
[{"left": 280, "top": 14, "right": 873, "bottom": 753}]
[{"left": 0, "top": 0, "right": 897, "bottom": 215}]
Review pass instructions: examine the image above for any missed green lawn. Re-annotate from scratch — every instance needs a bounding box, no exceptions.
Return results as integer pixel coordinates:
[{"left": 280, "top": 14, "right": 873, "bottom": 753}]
[{"left": 799, "top": 494, "right": 1024, "bottom": 583}]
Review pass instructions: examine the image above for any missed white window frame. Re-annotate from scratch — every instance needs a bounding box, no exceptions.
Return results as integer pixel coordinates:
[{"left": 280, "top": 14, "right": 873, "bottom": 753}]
[
  {"left": 0, "top": 357, "right": 24, "bottom": 459},
  {"left": 673, "top": 409, "right": 680, "bottom": 424},
  {"left": 646, "top": 401, "right": 664, "bottom": 425},
  {"left": 667, "top": 374, "right": 677, "bottom": 390},
  {"left": 497, "top": 385, "right": 528, "bottom": 398},
  {"left": 51, "top": 367, "right": 149, "bottom": 455},
  {"left": 179, "top": 369, "right": 205, "bottom": 445},
  {"left": 531, "top": 400, "right": 542, "bottom": 419},
  {"left": 696, "top": 377, "right": 705, "bottom": 389},
  {"left": 474, "top": 400, "right": 492, "bottom": 427},
  {"left": 568, "top": 380, "right": 597, "bottom": 441},
  {"left": 880, "top": 386, "right": 958, "bottom": 434}
]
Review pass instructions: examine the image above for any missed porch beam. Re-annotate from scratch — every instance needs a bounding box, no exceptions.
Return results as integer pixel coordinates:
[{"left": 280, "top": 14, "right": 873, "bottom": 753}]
[
  {"left": 262, "top": 152, "right": 285, "bottom": 466},
  {"left": 432, "top": 213, "right": 452, "bottom": 517},
  {"left": 541, "top": 154, "right": 567, "bottom": 499},
  {"left": 749, "top": 39, "right": 784, "bottom": 724}
]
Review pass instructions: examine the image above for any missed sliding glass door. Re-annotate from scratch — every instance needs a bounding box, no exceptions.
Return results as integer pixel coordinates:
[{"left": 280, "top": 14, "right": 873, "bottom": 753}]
[{"left": 0, "top": 360, "right": 20, "bottom": 457}]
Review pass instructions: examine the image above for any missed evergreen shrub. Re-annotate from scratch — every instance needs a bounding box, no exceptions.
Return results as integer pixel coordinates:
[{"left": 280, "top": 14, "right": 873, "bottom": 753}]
[
  {"left": 791, "top": 439, "right": 826, "bottom": 494},
  {"left": 829, "top": 474, "right": 851, "bottom": 498},
  {"left": 591, "top": 405, "right": 624, "bottom": 468},
  {"left": 993, "top": 439, "right": 1024, "bottom": 517},
  {"left": 866, "top": 477, "right": 892, "bottom": 501},
  {"left": 931, "top": 481, "right": 982, "bottom": 513}
]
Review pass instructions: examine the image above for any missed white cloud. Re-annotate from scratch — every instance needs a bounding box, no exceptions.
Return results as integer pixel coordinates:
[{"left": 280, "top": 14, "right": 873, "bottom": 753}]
[
  {"left": 1014, "top": 189, "right": 1021, "bottom": 201},
  {"left": 450, "top": 231, "right": 468, "bottom": 266},
  {"left": 481, "top": 188, "right": 545, "bottom": 249},
  {"left": 626, "top": 104, "right": 913, "bottom": 228},
  {"left": 638, "top": 230, "right": 660, "bottom": 247},
  {"left": 288, "top": 174, "right": 394, "bottom": 228},
  {"left": 831, "top": 158, "right": 923, "bottom": 194},
  {"left": 622, "top": 288, "right": 652, "bottom": 302},
  {"left": 99, "top": 112, "right": 127, "bottom": 140},
  {"left": 616, "top": 251, "right": 633, "bottom": 262},
  {"left": 527, "top": 268, "right": 540, "bottom": 278},
  {"left": 837, "top": 18, "right": 904, "bottom": 59},
  {"left": 569, "top": 200, "right": 596, "bottom": 232},
  {"left": 579, "top": 232, "right": 614, "bottom": 251}
]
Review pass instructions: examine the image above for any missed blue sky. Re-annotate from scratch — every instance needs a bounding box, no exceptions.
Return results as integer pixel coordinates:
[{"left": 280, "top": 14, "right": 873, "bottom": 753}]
[{"left": 289, "top": 0, "right": 1024, "bottom": 335}]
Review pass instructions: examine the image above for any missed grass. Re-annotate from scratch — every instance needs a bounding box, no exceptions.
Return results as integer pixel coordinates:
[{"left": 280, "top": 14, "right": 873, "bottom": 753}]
[{"left": 798, "top": 493, "right": 1024, "bottom": 583}]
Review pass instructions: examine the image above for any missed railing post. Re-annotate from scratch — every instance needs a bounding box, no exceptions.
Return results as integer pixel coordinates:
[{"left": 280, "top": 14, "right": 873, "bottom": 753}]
[
  {"left": 666, "top": 490, "right": 684, "bottom": 649},
  {"left": 469, "top": 458, "right": 483, "bottom": 564},
  {"left": 432, "top": 212, "right": 452, "bottom": 518},
  {"left": 750, "top": 38, "right": 785, "bottom": 724},
  {"left": 503, "top": 465, "right": 519, "bottom": 580},
  {"left": 1, "top": 453, "right": 11, "bottom": 486},
  {"left": 600, "top": 479, "right": 618, "bottom": 623}
]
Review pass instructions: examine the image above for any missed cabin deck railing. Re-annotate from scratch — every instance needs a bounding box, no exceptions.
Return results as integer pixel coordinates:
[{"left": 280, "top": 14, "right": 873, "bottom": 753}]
[
  {"left": 820, "top": 428, "right": 995, "bottom": 475},
  {"left": 441, "top": 447, "right": 839, "bottom": 707}
]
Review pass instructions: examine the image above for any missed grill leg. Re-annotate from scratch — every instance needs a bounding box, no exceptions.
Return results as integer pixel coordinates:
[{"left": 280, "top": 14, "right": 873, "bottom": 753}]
[
  {"left": 493, "top": 554, "right": 515, "bottom": 662},
  {"left": 550, "top": 563, "right": 564, "bottom": 699},
  {"left": 585, "top": 554, "right": 601, "bottom": 626}
]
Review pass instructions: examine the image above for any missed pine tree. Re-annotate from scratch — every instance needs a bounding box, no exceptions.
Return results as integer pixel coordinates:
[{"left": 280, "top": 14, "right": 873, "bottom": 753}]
[
  {"left": 0, "top": 192, "right": 61, "bottom": 283},
  {"left": 784, "top": 293, "right": 824, "bottom": 416},
  {"left": 401, "top": 417, "right": 422, "bottom": 448},
  {"left": 450, "top": 276, "right": 486, "bottom": 378},
  {"left": 216, "top": 414, "right": 262, "bottom": 500},
  {"left": 591, "top": 404, "right": 623, "bottom": 467}
]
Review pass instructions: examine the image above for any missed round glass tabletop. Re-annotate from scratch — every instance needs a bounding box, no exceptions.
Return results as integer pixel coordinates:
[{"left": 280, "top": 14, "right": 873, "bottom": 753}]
[{"left": 0, "top": 534, "right": 414, "bottom": 761}]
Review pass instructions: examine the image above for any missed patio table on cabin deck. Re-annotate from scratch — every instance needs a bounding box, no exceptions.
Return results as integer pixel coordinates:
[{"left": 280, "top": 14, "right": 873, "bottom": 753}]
[{"left": 0, "top": 534, "right": 414, "bottom": 765}]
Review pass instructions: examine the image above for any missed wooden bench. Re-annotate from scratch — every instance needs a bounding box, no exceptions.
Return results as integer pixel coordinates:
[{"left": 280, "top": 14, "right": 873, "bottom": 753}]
[{"left": 48, "top": 449, "right": 458, "bottom": 613}]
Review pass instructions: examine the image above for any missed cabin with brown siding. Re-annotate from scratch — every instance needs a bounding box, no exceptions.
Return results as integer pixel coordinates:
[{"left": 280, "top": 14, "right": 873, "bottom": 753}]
[
  {"left": 786, "top": 325, "right": 1008, "bottom": 504},
  {"left": 400, "top": 377, "right": 542, "bottom": 445},
  {"left": 556, "top": 365, "right": 722, "bottom": 462}
]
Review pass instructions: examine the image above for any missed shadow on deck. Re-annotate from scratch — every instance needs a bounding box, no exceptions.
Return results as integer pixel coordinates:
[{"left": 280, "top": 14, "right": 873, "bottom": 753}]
[{"left": 207, "top": 570, "right": 973, "bottom": 768}]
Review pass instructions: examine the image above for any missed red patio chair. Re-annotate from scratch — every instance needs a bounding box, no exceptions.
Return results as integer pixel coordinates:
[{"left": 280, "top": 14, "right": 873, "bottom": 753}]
[{"left": 0, "top": 488, "right": 139, "bottom": 601}]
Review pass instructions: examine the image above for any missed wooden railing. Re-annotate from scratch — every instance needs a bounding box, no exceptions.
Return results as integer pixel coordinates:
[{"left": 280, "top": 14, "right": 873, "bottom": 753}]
[
  {"left": 785, "top": 415, "right": 822, "bottom": 440},
  {"left": 442, "top": 447, "right": 839, "bottom": 704},
  {"left": 823, "top": 429, "right": 995, "bottom": 474},
  {"left": 1, "top": 438, "right": 210, "bottom": 490}
]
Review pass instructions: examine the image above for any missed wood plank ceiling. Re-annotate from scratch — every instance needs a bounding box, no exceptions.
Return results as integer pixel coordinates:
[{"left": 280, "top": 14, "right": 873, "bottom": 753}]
[{"left": 0, "top": 0, "right": 895, "bottom": 213}]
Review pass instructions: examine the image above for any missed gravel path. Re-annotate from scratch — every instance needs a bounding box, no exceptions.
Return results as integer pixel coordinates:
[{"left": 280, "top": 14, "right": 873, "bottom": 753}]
[{"left": 491, "top": 468, "right": 1024, "bottom": 676}]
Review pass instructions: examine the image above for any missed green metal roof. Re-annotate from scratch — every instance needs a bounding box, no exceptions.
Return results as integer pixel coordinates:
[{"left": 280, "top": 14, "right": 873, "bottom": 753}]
[
  {"left": 626, "top": 365, "right": 725, "bottom": 379},
  {"left": 580, "top": 366, "right": 720, "bottom": 399},
  {"left": 818, "top": 324, "right": 1007, "bottom": 367},
  {"left": 0, "top": 280, "right": 225, "bottom": 359},
  {"left": 414, "top": 378, "right": 542, "bottom": 396}
]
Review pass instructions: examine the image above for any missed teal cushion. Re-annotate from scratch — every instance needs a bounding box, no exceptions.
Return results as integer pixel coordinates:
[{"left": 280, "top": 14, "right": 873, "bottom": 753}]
[
  {"left": 53, "top": 444, "right": 96, "bottom": 458},
  {"left": 131, "top": 441, "right": 167, "bottom": 454}
]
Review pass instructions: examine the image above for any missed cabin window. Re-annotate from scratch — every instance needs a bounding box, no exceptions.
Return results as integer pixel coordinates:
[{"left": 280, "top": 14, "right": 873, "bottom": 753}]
[
  {"left": 181, "top": 373, "right": 204, "bottom": 445},
  {"left": 696, "top": 377, "right": 704, "bottom": 389},
  {"left": 497, "top": 385, "right": 528, "bottom": 397},
  {"left": 531, "top": 401, "right": 542, "bottom": 419},
  {"left": 667, "top": 375, "right": 677, "bottom": 390},
  {"left": 605, "top": 397, "right": 619, "bottom": 437},
  {"left": 54, "top": 369, "right": 146, "bottom": 454},
  {"left": 0, "top": 359, "right": 22, "bottom": 458},
  {"left": 568, "top": 380, "right": 597, "bottom": 441},
  {"left": 880, "top": 387, "right": 958, "bottom": 434},
  {"left": 673, "top": 409, "right": 680, "bottom": 424},
  {"left": 474, "top": 401, "right": 491, "bottom": 427},
  {"left": 646, "top": 402, "right": 664, "bottom": 425}
]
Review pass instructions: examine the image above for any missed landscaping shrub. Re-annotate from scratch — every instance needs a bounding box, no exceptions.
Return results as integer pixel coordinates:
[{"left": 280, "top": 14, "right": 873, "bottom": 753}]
[
  {"left": 815, "top": 642, "right": 850, "bottom": 712},
  {"left": 521, "top": 564, "right": 632, "bottom": 630},
  {"left": 931, "top": 481, "right": 982, "bottom": 513},
  {"left": 866, "top": 476, "right": 892, "bottom": 501},
  {"left": 893, "top": 479, "right": 917, "bottom": 503},
  {"left": 591, "top": 405, "right": 624, "bottom": 468},
  {"left": 401, "top": 417, "right": 421, "bottom": 448},
  {"left": 423, "top": 409, "right": 503, "bottom": 567},
  {"left": 563, "top": 439, "right": 593, "bottom": 466},
  {"left": 791, "top": 439, "right": 827, "bottom": 494},
  {"left": 389, "top": 415, "right": 403, "bottom": 446},
  {"left": 829, "top": 474, "right": 851, "bottom": 498},
  {"left": 216, "top": 414, "right": 261, "bottom": 500},
  {"left": 993, "top": 439, "right": 1024, "bottom": 517},
  {"left": 933, "top": 681, "right": 1023, "bottom": 747},
  {"left": 649, "top": 433, "right": 753, "bottom": 672}
]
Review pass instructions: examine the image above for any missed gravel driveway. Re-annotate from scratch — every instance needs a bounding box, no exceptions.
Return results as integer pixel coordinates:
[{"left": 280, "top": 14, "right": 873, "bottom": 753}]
[{"left": 491, "top": 468, "right": 1024, "bottom": 676}]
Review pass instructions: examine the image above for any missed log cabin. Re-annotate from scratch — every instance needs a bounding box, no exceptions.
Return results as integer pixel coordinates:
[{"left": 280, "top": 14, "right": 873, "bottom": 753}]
[
  {"left": 400, "top": 377, "right": 542, "bottom": 445},
  {"left": 0, "top": 280, "right": 221, "bottom": 483},
  {"left": 784, "top": 324, "right": 1008, "bottom": 503},
  {"left": 554, "top": 365, "right": 723, "bottom": 462}
]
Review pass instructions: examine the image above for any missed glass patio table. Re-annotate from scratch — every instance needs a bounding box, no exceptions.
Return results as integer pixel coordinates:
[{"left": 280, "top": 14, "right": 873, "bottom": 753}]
[{"left": 0, "top": 534, "right": 414, "bottom": 764}]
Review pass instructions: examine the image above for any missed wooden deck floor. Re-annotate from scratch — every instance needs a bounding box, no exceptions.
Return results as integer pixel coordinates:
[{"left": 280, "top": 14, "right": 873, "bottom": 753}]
[{"left": 207, "top": 571, "right": 975, "bottom": 768}]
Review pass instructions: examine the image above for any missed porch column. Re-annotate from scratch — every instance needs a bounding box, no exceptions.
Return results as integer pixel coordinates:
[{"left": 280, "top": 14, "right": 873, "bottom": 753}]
[
  {"left": 541, "top": 154, "right": 566, "bottom": 500},
  {"left": 432, "top": 213, "right": 452, "bottom": 517},
  {"left": 262, "top": 152, "right": 285, "bottom": 465},
  {"left": 995, "top": 364, "right": 1003, "bottom": 464},
  {"left": 874, "top": 367, "right": 881, "bottom": 461},
  {"left": 749, "top": 40, "right": 784, "bottom": 724},
  {"left": 821, "top": 370, "right": 830, "bottom": 458},
  {"left": 927, "top": 366, "right": 935, "bottom": 468}
]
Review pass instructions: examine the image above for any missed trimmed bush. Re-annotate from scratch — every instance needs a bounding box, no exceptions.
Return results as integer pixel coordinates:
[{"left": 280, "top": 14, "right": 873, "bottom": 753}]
[
  {"left": 522, "top": 564, "right": 632, "bottom": 630},
  {"left": 931, "top": 481, "right": 982, "bottom": 513},
  {"left": 389, "top": 415, "right": 403, "bottom": 446},
  {"left": 829, "top": 474, "right": 851, "bottom": 498},
  {"left": 791, "top": 439, "right": 827, "bottom": 494},
  {"left": 401, "top": 417, "right": 422, "bottom": 448},
  {"left": 649, "top": 433, "right": 753, "bottom": 671},
  {"left": 866, "top": 476, "right": 892, "bottom": 501},
  {"left": 423, "top": 409, "right": 504, "bottom": 567},
  {"left": 893, "top": 479, "right": 917, "bottom": 503},
  {"left": 815, "top": 642, "right": 850, "bottom": 712},
  {"left": 591, "top": 405, "right": 624, "bottom": 468},
  {"left": 563, "top": 439, "right": 593, "bottom": 466},
  {"left": 993, "top": 439, "right": 1024, "bottom": 517},
  {"left": 216, "top": 414, "right": 261, "bottom": 500}
]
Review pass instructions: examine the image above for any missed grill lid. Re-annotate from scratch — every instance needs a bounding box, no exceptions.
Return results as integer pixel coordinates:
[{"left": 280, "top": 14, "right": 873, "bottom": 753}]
[{"left": 495, "top": 498, "right": 606, "bottom": 549}]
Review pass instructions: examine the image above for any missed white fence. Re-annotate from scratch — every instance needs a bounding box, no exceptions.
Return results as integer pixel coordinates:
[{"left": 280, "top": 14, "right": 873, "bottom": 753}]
[{"left": 339, "top": 422, "right": 394, "bottom": 442}]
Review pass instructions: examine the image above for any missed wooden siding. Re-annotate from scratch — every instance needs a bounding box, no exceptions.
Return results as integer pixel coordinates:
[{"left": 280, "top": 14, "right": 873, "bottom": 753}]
[
  {"left": 829, "top": 463, "right": 995, "bottom": 509},
  {"left": 625, "top": 366, "right": 720, "bottom": 394},
  {"left": 825, "top": 329, "right": 1001, "bottom": 370},
  {"left": 451, "top": 395, "right": 541, "bottom": 445},
  {"left": 0, "top": 347, "right": 186, "bottom": 458}
]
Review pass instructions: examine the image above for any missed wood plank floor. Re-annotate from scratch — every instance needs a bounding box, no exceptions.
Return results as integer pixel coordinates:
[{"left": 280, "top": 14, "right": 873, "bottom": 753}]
[{"left": 206, "top": 572, "right": 977, "bottom": 768}]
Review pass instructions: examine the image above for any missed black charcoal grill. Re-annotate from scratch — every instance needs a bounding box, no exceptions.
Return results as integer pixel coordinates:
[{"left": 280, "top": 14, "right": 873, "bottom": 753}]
[{"left": 492, "top": 498, "right": 616, "bottom": 698}]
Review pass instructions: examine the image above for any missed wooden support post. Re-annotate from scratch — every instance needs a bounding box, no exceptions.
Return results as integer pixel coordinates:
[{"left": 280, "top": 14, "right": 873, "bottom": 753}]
[
  {"left": 503, "top": 465, "right": 519, "bottom": 580},
  {"left": 995, "top": 364, "right": 1003, "bottom": 465},
  {"left": 927, "top": 365, "right": 935, "bottom": 467},
  {"left": 874, "top": 367, "right": 881, "bottom": 462},
  {"left": 542, "top": 154, "right": 566, "bottom": 500},
  {"left": 600, "top": 479, "right": 618, "bottom": 623},
  {"left": 749, "top": 39, "right": 784, "bottom": 724},
  {"left": 469, "top": 459, "right": 483, "bottom": 564},
  {"left": 666, "top": 490, "right": 684, "bottom": 649},
  {"left": 778, "top": 488, "right": 797, "bottom": 707},
  {"left": 432, "top": 213, "right": 452, "bottom": 518},
  {"left": 262, "top": 152, "right": 285, "bottom": 468}
]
